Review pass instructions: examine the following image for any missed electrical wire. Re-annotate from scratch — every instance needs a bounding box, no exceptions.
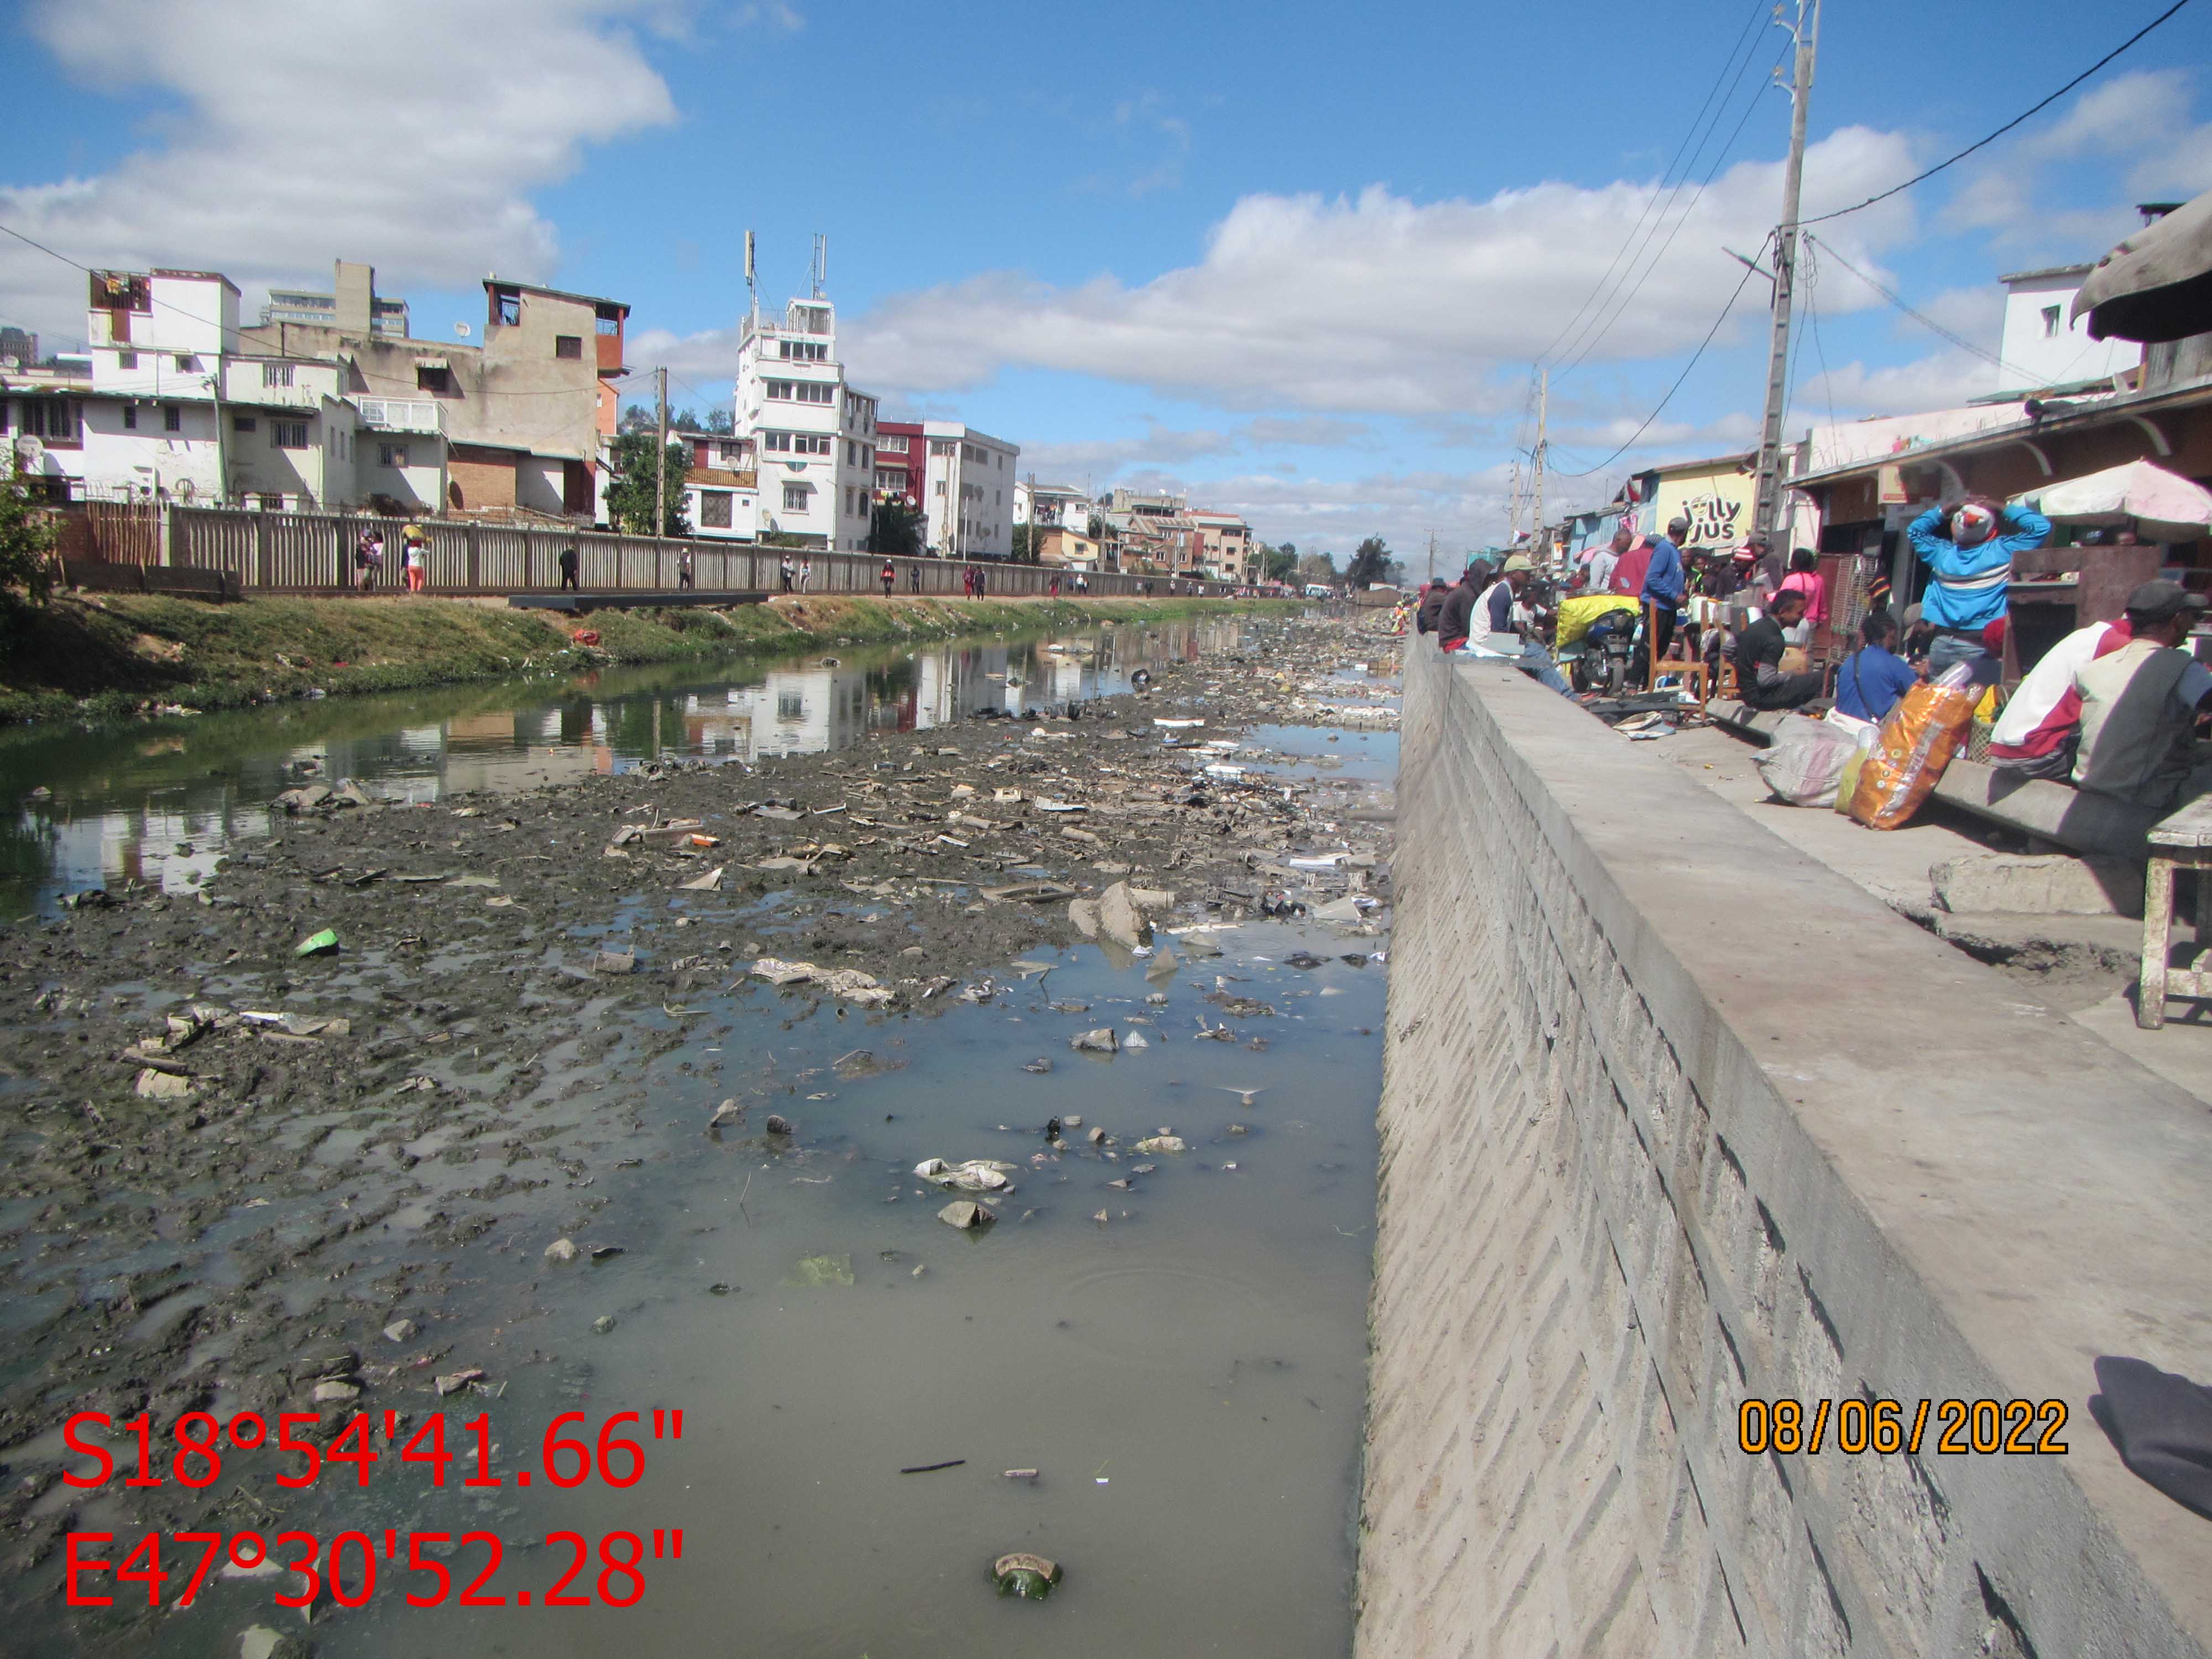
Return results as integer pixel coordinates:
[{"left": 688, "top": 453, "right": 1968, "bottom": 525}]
[
  {"left": 1550, "top": 252, "right": 1766, "bottom": 479},
  {"left": 1553, "top": 30, "right": 1794, "bottom": 382},
  {"left": 1801, "top": 241, "right": 1839, "bottom": 436},
  {"left": 1802, "top": 232, "right": 2043, "bottom": 382},
  {"left": 1799, "top": 0, "right": 2195, "bottom": 226},
  {"left": 1532, "top": 0, "right": 1773, "bottom": 372}
]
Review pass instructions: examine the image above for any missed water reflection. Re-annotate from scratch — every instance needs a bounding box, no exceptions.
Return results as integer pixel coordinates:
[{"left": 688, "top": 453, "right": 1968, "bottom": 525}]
[{"left": 0, "top": 621, "right": 1239, "bottom": 912}]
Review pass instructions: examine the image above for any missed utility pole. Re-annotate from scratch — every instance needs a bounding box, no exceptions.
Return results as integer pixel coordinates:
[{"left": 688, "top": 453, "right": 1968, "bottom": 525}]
[
  {"left": 1426, "top": 529, "right": 1437, "bottom": 585},
  {"left": 1753, "top": 0, "right": 1820, "bottom": 542},
  {"left": 1531, "top": 364, "right": 1548, "bottom": 560},
  {"left": 654, "top": 364, "right": 669, "bottom": 541},
  {"left": 1507, "top": 460, "right": 1523, "bottom": 546}
]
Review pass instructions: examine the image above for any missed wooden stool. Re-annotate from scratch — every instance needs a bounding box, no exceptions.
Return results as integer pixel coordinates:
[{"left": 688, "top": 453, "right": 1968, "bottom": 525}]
[
  {"left": 2137, "top": 796, "right": 2212, "bottom": 1029},
  {"left": 1648, "top": 617, "right": 1712, "bottom": 709}
]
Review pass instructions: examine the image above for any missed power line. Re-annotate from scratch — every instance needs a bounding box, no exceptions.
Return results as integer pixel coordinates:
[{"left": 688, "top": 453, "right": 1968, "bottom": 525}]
[
  {"left": 1532, "top": 0, "right": 1773, "bottom": 371},
  {"left": 1800, "top": 0, "right": 2195, "bottom": 226},
  {"left": 1553, "top": 30, "right": 1793, "bottom": 382},
  {"left": 1550, "top": 252, "right": 1766, "bottom": 479},
  {"left": 1803, "top": 232, "right": 2041, "bottom": 381}
]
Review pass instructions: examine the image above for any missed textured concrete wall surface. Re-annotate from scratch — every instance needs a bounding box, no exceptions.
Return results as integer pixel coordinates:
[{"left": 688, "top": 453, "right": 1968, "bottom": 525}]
[{"left": 1357, "top": 642, "right": 2212, "bottom": 1659}]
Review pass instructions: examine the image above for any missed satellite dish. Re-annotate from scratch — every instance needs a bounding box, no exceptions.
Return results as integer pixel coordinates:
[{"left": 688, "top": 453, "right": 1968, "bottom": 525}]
[
  {"left": 176, "top": 478, "right": 197, "bottom": 502},
  {"left": 14, "top": 434, "right": 45, "bottom": 471},
  {"left": 454, "top": 322, "right": 472, "bottom": 338}
]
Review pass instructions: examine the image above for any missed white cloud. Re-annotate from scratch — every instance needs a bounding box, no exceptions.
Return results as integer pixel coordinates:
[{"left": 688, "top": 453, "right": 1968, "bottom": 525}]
[
  {"left": 842, "top": 127, "right": 1919, "bottom": 416},
  {"left": 1790, "top": 347, "right": 2000, "bottom": 421},
  {"left": 1, "top": 0, "right": 676, "bottom": 341}
]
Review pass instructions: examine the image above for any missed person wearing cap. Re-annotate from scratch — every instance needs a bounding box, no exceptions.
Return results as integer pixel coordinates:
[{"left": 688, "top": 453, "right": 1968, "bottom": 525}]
[
  {"left": 2070, "top": 581, "right": 2212, "bottom": 811},
  {"left": 1907, "top": 496, "right": 2051, "bottom": 675},
  {"left": 1442, "top": 554, "right": 1573, "bottom": 695}
]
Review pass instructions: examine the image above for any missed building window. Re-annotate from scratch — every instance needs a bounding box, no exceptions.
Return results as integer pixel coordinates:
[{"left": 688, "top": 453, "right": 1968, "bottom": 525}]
[
  {"left": 417, "top": 364, "right": 451, "bottom": 394},
  {"left": 272, "top": 420, "right": 310, "bottom": 450},
  {"left": 122, "top": 405, "right": 137, "bottom": 430},
  {"left": 555, "top": 335, "right": 582, "bottom": 360},
  {"left": 174, "top": 354, "right": 199, "bottom": 372},
  {"left": 2041, "top": 304, "right": 2062, "bottom": 338},
  {"left": 934, "top": 479, "right": 946, "bottom": 496},
  {"left": 931, "top": 440, "right": 954, "bottom": 457},
  {"left": 701, "top": 490, "right": 733, "bottom": 528},
  {"left": 494, "top": 290, "right": 521, "bottom": 326},
  {"left": 31, "top": 398, "right": 84, "bottom": 444},
  {"left": 596, "top": 311, "right": 621, "bottom": 336},
  {"left": 233, "top": 414, "right": 257, "bottom": 432},
  {"left": 263, "top": 362, "right": 294, "bottom": 387},
  {"left": 117, "top": 351, "right": 138, "bottom": 370},
  {"left": 879, "top": 433, "right": 907, "bottom": 454},
  {"left": 782, "top": 483, "right": 811, "bottom": 511},
  {"left": 777, "top": 340, "right": 827, "bottom": 362},
  {"left": 163, "top": 404, "right": 182, "bottom": 432},
  {"left": 380, "top": 442, "right": 408, "bottom": 468},
  {"left": 260, "top": 493, "right": 284, "bottom": 510},
  {"left": 776, "top": 691, "right": 805, "bottom": 719}
]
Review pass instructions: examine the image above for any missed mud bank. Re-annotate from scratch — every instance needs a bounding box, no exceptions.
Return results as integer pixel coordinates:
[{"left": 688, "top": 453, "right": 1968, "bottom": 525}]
[
  {"left": 0, "top": 592, "right": 1284, "bottom": 727},
  {"left": 0, "top": 613, "right": 1400, "bottom": 1655}
]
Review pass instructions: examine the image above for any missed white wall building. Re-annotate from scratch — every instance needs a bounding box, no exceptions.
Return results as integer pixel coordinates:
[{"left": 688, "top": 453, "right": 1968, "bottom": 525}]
[
  {"left": 1997, "top": 264, "right": 2143, "bottom": 393},
  {"left": 921, "top": 422, "right": 1019, "bottom": 557},
  {"left": 734, "top": 295, "right": 877, "bottom": 551},
  {"left": 1014, "top": 479, "right": 1091, "bottom": 528}
]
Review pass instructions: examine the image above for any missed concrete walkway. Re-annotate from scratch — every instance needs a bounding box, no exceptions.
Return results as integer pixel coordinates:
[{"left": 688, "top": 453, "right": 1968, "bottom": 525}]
[{"left": 1654, "top": 718, "right": 2212, "bottom": 1095}]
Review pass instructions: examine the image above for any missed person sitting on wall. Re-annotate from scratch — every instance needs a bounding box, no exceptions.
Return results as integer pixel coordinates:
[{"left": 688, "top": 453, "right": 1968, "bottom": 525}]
[
  {"left": 1444, "top": 554, "right": 1574, "bottom": 696},
  {"left": 1434, "top": 560, "right": 1489, "bottom": 651},
  {"left": 1833, "top": 611, "right": 1921, "bottom": 723},
  {"left": 2069, "top": 582, "right": 2212, "bottom": 813},
  {"left": 1987, "top": 613, "right": 2133, "bottom": 780},
  {"left": 1735, "top": 588, "right": 1825, "bottom": 711},
  {"left": 1416, "top": 578, "right": 1451, "bottom": 635}
]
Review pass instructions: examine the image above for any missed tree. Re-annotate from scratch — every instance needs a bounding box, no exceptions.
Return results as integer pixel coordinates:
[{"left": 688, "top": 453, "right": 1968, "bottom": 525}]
[
  {"left": 1262, "top": 543, "right": 1299, "bottom": 583},
  {"left": 1010, "top": 523, "right": 1042, "bottom": 564},
  {"left": 1346, "top": 535, "right": 1392, "bottom": 589},
  {"left": 868, "top": 498, "right": 926, "bottom": 557},
  {"left": 618, "top": 403, "right": 656, "bottom": 435},
  {"left": 1086, "top": 513, "right": 1106, "bottom": 539},
  {"left": 1296, "top": 551, "right": 1338, "bottom": 587},
  {"left": 0, "top": 481, "right": 58, "bottom": 605},
  {"left": 604, "top": 430, "right": 690, "bottom": 536},
  {"left": 700, "top": 407, "right": 735, "bottom": 435}
]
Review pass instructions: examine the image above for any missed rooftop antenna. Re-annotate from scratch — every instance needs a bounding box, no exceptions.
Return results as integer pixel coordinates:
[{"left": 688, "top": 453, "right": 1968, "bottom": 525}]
[
  {"left": 744, "top": 229, "right": 758, "bottom": 327},
  {"left": 811, "top": 233, "right": 828, "bottom": 300}
]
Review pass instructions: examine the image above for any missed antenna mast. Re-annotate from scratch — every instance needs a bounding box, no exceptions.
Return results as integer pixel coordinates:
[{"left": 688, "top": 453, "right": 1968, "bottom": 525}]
[
  {"left": 744, "top": 229, "right": 758, "bottom": 329},
  {"left": 811, "top": 233, "right": 828, "bottom": 300}
]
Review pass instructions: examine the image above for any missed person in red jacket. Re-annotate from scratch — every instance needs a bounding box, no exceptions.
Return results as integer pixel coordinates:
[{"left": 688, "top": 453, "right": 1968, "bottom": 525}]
[{"left": 880, "top": 560, "right": 895, "bottom": 596}]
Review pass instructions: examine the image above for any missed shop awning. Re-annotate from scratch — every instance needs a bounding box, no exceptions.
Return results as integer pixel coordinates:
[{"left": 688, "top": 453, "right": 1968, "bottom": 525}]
[
  {"left": 2013, "top": 457, "right": 2212, "bottom": 539},
  {"left": 2073, "top": 190, "right": 2212, "bottom": 344}
]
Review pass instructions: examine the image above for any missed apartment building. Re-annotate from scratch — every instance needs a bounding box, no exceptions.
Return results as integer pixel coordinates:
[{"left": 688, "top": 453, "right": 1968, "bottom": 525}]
[
  {"left": 1, "top": 267, "right": 421, "bottom": 510},
  {"left": 1191, "top": 510, "right": 1257, "bottom": 583},
  {"left": 734, "top": 292, "right": 877, "bottom": 551},
  {"left": 242, "top": 262, "right": 629, "bottom": 518},
  {"left": 874, "top": 419, "right": 925, "bottom": 505},
  {"left": 1014, "top": 478, "right": 1093, "bottom": 529},
  {"left": 677, "top": 427, "right": 759, "bottom": 541},
  {"left": 920, "top": 422, "right": 1020, "bottom": 557}
]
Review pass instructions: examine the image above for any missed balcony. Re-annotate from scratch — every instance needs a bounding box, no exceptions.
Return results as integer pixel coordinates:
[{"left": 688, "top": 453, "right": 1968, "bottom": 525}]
[{"left": 354, "top": 398, "right": 445, "bottom": 435}]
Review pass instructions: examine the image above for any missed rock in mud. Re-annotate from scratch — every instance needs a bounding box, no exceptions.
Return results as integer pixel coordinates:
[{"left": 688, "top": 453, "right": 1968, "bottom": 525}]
[
  {"left": 383, "top": 1319, "right": 416, "bottom": 1343},
  {"left": 1097, "top": 880, "right": 1151, "bottom": 947},
  {"left": 1069, "top": 1027, "right": 1117, "bottom": 1053},
  {"left": 239, "top": 1626, "right": 315, "bottom": 1659},
  {"left": 594, "top": 948, "right": 637, "bottom": 975},
  {"left": 545, "top": 1238, "right": 580, "bottom": 1263},
  {"left": 135, "top": 1068, "right": 194, "bottom": 1099},
  {"left": 593, "top": 1316, "right": 618, "bottom": 1334},
  {"left": 435, "top": 1369, "right": 485, "bottom": 1396},
  {"left": 915, "top": 1157, "right": 1015, "bottom": 1192},
  {"left": 709, "top": 1099, "right": 745, "bottom": 1128},
  {"left": 992, "top": 1551, "right": 1062, "bottom": 1600},
  {"left": 1133, "top": 1135, "right": 1187, "bottom": 1154},
  {"left": 938, "top": 1200, "right": 995, "bottom": 1230},
  {"left": 1021, "top": 1058, "right": 1052, "bottom": 1074},
  {"left": 312, "top": 1380, "right": 361, "bottom": 1404},
  {"left": 764, "top": 1113, "right": 795, "bottom": 1136}
]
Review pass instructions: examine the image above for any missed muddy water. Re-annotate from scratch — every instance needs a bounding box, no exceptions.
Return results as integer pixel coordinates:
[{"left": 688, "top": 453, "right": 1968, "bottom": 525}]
[
  {"left": 0, "top": 622, "right": 1392, "bottom": 1656},
  {"left": 0, "top": 619, "right": 1243, "bottom": 914}
]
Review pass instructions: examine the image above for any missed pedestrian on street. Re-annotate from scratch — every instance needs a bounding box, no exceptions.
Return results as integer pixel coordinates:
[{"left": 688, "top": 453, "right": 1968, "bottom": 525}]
[
  {"left": 797, "top": 556, "right": 812, "bottom": 593},
  {"left": 880, "top": 560, "right": 895, "bottom": 596},
  {"left": 557, "top": 545, "right": 580, "bottom": 592},
  {"left": 678, "top": 547, "right": 695, "bottom": 591},
  {"left": 354, "top": 530, "right": 383, "bottom": 593},
  {"left": 1908, "top": 498, "right": 2051, "bottom": 676},
  {"left": 909, "top": 561, "right": 922, "bottom": 594},
  {"left": 1642, "top": 517, "right": 1689, "bottom": 670},
  {"left": 780, "top": 552, "right": 795, "bottom": 593}
]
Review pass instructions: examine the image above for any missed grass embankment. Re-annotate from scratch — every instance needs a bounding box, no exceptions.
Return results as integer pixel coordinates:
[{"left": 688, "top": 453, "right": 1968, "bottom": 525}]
[{"left": 0, "top": 592, "right": 1280, "bottom": 726}]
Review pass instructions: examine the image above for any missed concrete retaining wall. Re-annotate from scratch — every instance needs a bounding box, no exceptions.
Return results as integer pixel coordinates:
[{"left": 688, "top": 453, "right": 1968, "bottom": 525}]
[{"left": 1358, "top": 641, "right": 2212, "bottom": 1658}]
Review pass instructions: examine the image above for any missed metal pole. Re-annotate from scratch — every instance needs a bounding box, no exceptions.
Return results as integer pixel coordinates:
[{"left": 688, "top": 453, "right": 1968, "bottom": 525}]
[
  {"left": 654, "top": 366, "right": 669, "bottom": 542},
  {"left": 1532, "top": 364, "right": 1548, "bottom": 558},
  {"left": 1754, "top": 0, "right": 1819, "bottom": 541}
]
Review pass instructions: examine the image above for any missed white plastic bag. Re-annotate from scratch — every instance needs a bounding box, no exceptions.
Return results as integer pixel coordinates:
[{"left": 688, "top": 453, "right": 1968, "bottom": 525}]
[{"left": 1754, "top": 713, "right": 1864, "bottom": 808}]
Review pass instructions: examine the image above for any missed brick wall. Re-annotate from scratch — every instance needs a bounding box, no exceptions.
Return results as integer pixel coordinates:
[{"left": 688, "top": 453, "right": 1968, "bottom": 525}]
[{"left": 1358, "top": 641, "right": 2212, "bottom": 1658}]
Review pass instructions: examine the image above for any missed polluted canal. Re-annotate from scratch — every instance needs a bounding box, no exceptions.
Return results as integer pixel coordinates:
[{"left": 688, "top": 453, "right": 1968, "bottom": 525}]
[{"left": 0, "top": 611, "right": 1402, "bottom": 1656}]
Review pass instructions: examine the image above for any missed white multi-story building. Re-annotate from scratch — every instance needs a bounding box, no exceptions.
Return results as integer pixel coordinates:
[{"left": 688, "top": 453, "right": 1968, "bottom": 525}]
[
  {"left": 921, "top": 422, "right": 1020, "bottom": 557},
  {"left": 734, "top": 294, "right": 877, "bottom": 552},
  {"left": 1997, "top": 264, "right": 2143, "bottom": 393},
  {"left": 1013, "top": 478, "right": 1091, "bottom": 529}
]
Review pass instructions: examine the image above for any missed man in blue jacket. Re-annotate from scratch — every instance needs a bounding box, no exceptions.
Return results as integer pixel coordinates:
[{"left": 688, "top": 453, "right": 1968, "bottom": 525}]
[
  {"left": 1640, "top": 514, "right": 1689, "bottom": 677},
  {"left": 1907, "top": 497, "right": 2051, "bottom": 675}
]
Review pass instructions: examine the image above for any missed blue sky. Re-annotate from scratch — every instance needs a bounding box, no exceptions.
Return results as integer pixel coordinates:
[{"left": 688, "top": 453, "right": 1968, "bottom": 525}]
[{"left": 6, "top": 0, "right": 2211, "bottom": 561}]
